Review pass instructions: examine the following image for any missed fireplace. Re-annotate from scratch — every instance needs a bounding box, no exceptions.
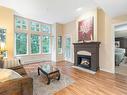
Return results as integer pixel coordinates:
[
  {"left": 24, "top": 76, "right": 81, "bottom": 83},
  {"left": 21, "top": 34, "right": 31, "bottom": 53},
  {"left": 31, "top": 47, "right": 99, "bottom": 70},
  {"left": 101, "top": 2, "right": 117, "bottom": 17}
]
[
  {"left": 77, "top": 55, "right": 91, "bottom": 68},
  {"left": 73, "top": 42, "right": 100, "bottom": 71}
]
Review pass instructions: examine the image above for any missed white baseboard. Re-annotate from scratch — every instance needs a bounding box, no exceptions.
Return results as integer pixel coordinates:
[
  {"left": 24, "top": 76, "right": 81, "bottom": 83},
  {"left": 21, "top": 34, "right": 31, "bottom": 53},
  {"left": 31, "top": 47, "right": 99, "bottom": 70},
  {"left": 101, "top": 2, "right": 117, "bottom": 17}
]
[{"left": 100, "top": 68, "right": 115, "bottom": 74}]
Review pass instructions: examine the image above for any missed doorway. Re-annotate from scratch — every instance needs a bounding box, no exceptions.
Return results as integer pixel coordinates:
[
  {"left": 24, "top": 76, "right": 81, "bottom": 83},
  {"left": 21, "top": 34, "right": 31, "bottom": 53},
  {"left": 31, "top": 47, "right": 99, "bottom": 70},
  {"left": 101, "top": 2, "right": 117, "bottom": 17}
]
[
  {"left": 65, "top": 35, "right": 71, "bottom": 62},
  {"left": 114, "top": 23, "right": 127, "bottom": 76}
]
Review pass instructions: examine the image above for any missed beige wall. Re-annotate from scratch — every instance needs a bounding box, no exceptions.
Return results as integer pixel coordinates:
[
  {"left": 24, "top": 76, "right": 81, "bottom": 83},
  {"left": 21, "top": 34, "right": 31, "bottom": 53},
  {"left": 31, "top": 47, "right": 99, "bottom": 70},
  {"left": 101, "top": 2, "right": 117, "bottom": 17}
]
[
  {"left": 0, "top": 6, "right": 14, "bottom": 59},
  {"left": 56, "top": 23, "right": 64, "bottom": 62},
  {"left": 97, "top": 9, "right": 115, "bottom": 73},
  {"left": 112, "top": 15, "right": 127, "bottom": 24},
  {"left": 76, "top": 9, "right": 98, "bottom": 41},
  {"left": 63, "top": 8, "right": 115, "bottom": 73}
]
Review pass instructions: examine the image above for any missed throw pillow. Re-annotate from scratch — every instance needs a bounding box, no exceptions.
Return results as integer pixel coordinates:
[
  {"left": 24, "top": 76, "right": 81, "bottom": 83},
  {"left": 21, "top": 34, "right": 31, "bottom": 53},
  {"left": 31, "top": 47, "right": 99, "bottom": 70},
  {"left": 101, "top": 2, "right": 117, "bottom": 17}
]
[{"left": 3, "top": 59, "right": 21, "bottom": 69}]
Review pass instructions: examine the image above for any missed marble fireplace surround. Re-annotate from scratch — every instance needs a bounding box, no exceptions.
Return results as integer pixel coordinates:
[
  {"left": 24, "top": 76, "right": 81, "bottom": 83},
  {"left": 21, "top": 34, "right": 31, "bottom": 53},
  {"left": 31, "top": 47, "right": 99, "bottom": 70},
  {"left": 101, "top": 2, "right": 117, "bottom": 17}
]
[{"left": 77, "top": 51, "right": 91, "bottom": 56}]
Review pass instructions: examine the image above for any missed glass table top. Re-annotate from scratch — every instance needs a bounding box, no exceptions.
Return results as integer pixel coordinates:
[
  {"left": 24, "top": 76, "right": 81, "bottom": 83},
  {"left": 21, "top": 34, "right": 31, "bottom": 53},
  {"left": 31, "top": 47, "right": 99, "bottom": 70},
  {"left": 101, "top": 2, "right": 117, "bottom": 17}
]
[{"left": 39, "top": 64, "right": 59, "bottom": 74}]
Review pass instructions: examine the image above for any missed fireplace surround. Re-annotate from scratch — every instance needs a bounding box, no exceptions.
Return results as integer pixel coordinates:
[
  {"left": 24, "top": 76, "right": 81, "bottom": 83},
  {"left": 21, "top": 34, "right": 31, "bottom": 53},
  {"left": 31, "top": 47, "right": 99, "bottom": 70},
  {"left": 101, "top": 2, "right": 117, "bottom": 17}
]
[{"left": 73, "top": 42, "right": 100, "bottom": 71}]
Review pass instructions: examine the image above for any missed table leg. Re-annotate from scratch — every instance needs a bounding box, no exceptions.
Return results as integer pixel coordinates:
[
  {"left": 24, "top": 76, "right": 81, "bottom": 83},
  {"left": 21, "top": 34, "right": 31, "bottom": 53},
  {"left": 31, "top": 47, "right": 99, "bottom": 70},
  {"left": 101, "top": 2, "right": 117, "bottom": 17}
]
[
  {"left": 57, "top": 72, "right": 60, "bottom": 80},
  {"left": 38, "top": 68, "right": 40, "bottom": 75},
  {"left": 47, "top": 75, "right": 50, "bottom": 85}
]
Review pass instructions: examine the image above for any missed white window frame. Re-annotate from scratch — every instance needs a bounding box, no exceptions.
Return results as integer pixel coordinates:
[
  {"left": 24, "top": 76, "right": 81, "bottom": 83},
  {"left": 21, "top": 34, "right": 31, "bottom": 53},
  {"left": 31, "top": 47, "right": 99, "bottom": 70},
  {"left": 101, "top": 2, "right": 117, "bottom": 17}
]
[{"left": 14, "top": 15, "right": 51, "bottom": 56}]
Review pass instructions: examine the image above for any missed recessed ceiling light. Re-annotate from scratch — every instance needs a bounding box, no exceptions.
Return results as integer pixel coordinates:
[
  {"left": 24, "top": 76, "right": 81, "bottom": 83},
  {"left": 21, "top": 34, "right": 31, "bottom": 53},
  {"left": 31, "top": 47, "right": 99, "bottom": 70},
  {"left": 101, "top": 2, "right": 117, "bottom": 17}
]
[{"left": 76, "top": 7, "right": 83, "bottom": 12}]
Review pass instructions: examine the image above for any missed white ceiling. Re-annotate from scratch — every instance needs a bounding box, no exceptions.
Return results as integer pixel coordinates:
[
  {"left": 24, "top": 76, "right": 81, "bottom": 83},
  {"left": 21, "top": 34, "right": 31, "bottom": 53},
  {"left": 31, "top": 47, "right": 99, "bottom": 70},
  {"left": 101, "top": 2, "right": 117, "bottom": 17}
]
[
  {"left": 0, "top": 0, "right": 98, "bottom": 24},
  {"left": 94, "top": 0, "right": 127, "bottom": 18},
  {"left": 115, "top": 24, "right": 127, "bottom": 31},
  {"left": 115, "top": 23, "right": 127, "bottom": 38},
  {"left": 0, "top": 0, "right": 127, "bottom": 24}
]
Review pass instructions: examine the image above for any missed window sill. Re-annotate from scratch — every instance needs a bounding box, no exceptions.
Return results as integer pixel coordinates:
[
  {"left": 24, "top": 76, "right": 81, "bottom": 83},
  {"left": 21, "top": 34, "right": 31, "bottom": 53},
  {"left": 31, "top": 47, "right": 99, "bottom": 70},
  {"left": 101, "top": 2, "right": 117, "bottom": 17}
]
[{"left": 15, "top": 54, "right": 28, "bottom": 57}]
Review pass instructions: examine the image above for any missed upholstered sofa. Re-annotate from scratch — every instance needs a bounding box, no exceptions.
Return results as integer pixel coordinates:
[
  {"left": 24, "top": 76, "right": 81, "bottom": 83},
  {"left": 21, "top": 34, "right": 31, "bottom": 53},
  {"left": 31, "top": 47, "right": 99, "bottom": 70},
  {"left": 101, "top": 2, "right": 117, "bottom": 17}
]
[
  {"left": 0, "top": 59, "right": 33, "bottom": 95},
  {"left": 0, "top": 77, "right": 33, "bottom": 95},
  {"left": 115, "top": 48, "right": 125, "bottom": 66}
]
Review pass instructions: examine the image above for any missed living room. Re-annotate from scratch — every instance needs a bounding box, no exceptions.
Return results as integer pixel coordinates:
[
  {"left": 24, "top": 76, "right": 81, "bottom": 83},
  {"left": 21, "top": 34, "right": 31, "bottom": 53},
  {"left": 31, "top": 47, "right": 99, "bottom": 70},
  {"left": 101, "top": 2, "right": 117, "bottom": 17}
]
[{"left": 0, "top": 0, "right": 127, "bottom": 95}]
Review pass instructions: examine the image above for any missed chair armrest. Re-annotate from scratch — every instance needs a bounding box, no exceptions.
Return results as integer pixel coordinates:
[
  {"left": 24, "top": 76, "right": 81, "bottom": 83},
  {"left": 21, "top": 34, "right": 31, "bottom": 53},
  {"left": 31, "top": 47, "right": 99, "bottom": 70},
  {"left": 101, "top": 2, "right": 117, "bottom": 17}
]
[{"left": 20, "top": 77, "right": 33, "bottom": 95}]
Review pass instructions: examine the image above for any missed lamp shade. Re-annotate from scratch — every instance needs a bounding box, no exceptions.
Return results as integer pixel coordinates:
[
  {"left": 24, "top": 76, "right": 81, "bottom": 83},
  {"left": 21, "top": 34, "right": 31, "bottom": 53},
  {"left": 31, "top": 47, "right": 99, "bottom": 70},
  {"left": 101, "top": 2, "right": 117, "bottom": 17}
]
[{"left": 0, "top": 42, "right": 6, "bottom": 52}]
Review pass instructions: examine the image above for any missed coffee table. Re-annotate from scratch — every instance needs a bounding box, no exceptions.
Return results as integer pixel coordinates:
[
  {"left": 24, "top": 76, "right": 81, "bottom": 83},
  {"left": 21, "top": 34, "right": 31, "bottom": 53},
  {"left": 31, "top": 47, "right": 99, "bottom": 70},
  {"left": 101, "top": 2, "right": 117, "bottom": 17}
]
[{"left": 38, "top": 64, "right": 60, "bottom": 84}]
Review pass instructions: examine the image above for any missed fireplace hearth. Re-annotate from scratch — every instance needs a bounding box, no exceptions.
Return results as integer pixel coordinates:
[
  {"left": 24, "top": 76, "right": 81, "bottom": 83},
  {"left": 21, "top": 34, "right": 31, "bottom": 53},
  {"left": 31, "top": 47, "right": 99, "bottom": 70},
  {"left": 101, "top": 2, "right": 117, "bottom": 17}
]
[{"left": 73, "top": 42, "right": 100, "bottom": 71}]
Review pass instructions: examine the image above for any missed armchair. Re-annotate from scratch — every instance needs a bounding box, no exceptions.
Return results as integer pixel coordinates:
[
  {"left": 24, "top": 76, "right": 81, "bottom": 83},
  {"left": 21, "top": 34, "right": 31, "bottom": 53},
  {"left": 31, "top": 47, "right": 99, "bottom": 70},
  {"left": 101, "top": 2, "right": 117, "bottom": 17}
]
[
  {"left": 115, "top": 48, "right": 125, "bottom": 66},
  {"left": 0, "top": 59, "right": 33, "bottom": 95},
  {"left": 0, "top": 77, "right": 33, "bottom": 95}
]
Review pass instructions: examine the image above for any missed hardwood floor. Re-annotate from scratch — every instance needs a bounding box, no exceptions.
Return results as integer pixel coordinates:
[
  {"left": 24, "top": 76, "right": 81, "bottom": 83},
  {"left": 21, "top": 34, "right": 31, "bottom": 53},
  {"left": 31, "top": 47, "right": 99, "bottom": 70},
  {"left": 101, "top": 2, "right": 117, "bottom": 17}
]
[{"left": 54, "top": 61, "right": 127, "bottom": 95}]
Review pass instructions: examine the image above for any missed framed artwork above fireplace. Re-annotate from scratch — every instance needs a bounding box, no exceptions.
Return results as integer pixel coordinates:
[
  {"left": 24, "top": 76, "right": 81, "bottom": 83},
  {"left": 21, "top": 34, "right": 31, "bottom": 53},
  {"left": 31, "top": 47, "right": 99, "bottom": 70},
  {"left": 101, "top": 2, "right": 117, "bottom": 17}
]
[{"left": 78, "top": 16, "right": 94, "bottom": 42}]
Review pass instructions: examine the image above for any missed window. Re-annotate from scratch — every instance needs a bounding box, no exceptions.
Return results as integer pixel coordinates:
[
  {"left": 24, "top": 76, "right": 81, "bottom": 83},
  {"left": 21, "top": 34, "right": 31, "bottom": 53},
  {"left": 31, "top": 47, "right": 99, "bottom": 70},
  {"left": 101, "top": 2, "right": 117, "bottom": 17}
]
[
  {"left": 15, "top": 16, "right": 51, "bottom": 56},
  {"left": 65, "top": 37, "right": 71, "bottom": 58},
  {"left": 30, "top": 22, "right": 40, "bottom": 32},
  {"left": 15, "top": 17, "right": 28, "bottom": 30},
  {"left": 42, "top": 24, "right": 50, "bottom": 33},
  {"left": 31, "top": 34, "right": 40, "bottom": 54},
  {"left": 15, "top": 17, "right": 21, "bottom": 30},
  {"left": 0, "top": 28, "right": 6, "bottom": 43},
  {"left": 42, "top": 35, "right": 50, "bottom": 53},
  {"left": 58, "top": 36, "right": 62, "bottom": 54},
  {"left": 16, "top": 33, "right": 27, "bottom": 55},
  {"left": 22, "top": 19, "right": 28, "bottom": 30}
]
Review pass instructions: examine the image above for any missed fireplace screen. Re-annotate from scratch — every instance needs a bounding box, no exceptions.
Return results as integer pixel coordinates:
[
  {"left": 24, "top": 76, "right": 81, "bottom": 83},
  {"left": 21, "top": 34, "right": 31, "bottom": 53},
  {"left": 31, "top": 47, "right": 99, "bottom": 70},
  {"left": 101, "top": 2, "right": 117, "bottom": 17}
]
[
  {"left": 77, "top": 55, "right": 91, "bottom": 68},
  {"left": 81, "top": 58, "right": 90, "bottom": 65}
]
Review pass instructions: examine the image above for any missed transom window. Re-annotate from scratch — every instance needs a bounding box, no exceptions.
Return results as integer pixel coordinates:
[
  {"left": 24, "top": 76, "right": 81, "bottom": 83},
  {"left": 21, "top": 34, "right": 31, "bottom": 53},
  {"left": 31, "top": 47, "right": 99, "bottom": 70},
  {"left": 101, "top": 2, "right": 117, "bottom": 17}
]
[
  {"left": 15, "top": 16, "right": 51, "bottom": 56},
  {"left": 15, "top": 17, "right": 28, "bottom": 31},
  {"left": 30, "top": 21, "right": 40, "bottom": 32}
]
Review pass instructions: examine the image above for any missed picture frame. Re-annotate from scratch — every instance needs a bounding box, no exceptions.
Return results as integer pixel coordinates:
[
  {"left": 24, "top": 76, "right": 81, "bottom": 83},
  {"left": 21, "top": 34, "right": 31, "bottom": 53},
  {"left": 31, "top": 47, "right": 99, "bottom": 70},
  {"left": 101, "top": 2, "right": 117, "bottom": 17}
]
[{"left": 78, "top": 16, "right": 94, "bottom": 42}]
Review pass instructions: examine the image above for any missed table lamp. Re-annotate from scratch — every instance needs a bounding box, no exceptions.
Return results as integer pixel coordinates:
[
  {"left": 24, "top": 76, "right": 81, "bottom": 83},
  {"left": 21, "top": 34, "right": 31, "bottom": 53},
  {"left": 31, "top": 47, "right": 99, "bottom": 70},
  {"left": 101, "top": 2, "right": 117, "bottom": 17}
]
[{"left": 0, "top": 42, "right": 6, "bottom": 60}]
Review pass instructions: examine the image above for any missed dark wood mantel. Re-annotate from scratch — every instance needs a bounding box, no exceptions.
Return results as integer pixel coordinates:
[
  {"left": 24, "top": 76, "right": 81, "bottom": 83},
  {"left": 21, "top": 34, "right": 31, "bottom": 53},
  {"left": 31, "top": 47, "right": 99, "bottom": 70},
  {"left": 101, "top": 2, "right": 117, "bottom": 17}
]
[{"left": 73, "top": 42, "right": 100, "bottom": 71}]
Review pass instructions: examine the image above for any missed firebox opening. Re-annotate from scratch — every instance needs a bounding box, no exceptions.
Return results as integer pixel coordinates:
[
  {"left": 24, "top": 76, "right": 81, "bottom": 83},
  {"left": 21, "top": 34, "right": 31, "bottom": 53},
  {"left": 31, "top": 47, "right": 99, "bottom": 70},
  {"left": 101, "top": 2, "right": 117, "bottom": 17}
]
[{"left": 77, "top": 55, "right": 91, "bottom": 69}]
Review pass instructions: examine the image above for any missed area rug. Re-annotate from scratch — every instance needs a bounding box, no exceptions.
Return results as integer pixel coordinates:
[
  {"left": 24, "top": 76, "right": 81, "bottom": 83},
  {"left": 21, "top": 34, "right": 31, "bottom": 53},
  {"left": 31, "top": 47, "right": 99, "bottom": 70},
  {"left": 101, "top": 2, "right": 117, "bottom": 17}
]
[{"left": 24, "top": 63, "right": 75, "bottom": 95}]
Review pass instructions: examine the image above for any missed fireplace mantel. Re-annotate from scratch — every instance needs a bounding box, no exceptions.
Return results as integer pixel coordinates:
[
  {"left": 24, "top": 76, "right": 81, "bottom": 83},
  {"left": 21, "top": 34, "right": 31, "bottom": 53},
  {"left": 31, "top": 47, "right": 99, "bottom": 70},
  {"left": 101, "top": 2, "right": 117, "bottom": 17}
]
[{"left": 73, "top": 42, "right": 100, "bottom": 71}]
